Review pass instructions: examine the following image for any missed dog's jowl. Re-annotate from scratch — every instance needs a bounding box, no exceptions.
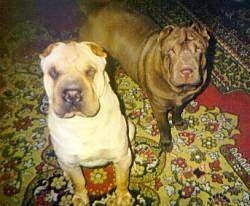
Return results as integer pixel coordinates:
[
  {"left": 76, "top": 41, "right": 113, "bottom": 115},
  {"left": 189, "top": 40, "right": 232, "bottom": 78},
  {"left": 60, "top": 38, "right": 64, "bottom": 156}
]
[
  {"left": 40, "top": 41, "right": 135, "bottom": 206},
  {"left": 80, "top": 1, "right": 210, "bottom": 152}
]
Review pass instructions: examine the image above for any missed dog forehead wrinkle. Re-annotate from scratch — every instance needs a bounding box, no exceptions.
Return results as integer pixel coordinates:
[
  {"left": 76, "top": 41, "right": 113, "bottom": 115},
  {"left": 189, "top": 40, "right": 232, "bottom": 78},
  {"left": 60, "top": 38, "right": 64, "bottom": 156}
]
[
  {"left": 66, "top": 53, "right": 79, "bottom": 64},
  {"left": 60, "top": 46, "right": 80, "bottom": 64},
  {"left": 74, "top": 58, "right": 97, "bottom": 73}
]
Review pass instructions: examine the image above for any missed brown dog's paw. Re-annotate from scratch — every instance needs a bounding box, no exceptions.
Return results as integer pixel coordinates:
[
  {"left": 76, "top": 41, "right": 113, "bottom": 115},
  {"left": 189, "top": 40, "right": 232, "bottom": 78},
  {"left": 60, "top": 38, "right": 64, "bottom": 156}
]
[
  {"left": 159, "top": 138, "right": 173, "bottom": 153},
  {"left": 174, "top": 119, "right": 189, "bottom": 131},
  {"left": 116, "top": 191, "right": 132, "bottom": 206},
  {"left": 72, "top": 193, "right": 89, "bottom": 206}
]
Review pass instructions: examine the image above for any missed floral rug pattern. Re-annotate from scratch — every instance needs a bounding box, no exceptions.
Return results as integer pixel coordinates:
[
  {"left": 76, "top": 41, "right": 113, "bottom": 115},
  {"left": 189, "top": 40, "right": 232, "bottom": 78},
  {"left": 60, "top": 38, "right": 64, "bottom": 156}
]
[{"left": 0, "top": 0, "right": 249, "bottom": 205}]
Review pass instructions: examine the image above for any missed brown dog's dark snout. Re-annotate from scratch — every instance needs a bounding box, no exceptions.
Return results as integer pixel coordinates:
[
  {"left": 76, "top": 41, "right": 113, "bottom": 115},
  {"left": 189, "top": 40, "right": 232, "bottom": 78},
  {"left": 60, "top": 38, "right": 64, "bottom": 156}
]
[{"left": 62, "top": 89, "right": 82, "bottom": 104}]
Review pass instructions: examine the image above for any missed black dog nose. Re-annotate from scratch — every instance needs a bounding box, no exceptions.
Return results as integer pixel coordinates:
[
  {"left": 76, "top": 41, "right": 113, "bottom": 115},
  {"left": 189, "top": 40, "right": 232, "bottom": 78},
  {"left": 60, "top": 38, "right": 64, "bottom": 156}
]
[{"left": 63, "top": 89, "right": 82, "bottom": 104}]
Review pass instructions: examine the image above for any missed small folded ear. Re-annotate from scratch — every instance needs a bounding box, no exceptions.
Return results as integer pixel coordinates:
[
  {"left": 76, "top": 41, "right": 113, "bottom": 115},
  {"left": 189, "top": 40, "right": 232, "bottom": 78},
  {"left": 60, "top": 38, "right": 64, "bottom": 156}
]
[
  {"left": 39, "top": 42, "right": 61, "bottom": 59},
  {"left": 158, "top": 25, "right": 175, "bottom": 42},
  {"left": 85, "top": 42, "right": 107, "bottom": 58},
  {"left": 191, "top": 22, "right": 210, "bottom": 40}
]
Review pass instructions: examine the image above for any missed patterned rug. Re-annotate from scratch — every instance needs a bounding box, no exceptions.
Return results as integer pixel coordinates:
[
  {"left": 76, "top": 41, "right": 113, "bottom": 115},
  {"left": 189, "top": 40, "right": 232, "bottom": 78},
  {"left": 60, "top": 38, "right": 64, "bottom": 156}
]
[{"left": 0, "top": 0, "right": 249, "bottom": 205}]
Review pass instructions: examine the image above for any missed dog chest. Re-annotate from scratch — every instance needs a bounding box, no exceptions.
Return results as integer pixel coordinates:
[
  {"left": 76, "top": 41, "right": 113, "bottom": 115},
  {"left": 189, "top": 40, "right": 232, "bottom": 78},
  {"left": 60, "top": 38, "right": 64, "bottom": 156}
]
[{"left": 48, "top": 111, "right": 128, "bottom": 166}]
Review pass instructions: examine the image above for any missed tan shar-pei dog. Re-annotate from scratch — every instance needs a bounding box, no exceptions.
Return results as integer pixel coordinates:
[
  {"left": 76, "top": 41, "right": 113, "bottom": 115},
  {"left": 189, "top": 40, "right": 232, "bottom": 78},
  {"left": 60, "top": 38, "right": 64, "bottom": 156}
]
[
  {"left": 79, "top": 1, "right": 210, "bottom": 152},
  {"left": 40, "top": 41, "right": 134, "bottom": 206}
]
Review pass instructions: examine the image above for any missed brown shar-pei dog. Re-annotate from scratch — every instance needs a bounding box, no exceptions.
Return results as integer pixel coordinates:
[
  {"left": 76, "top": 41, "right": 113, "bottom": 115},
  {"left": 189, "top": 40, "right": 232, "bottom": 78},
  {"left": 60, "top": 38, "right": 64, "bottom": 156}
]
[
  {"left": 80, "top": 1, "right": 210, "bottom": 151},
  {"left": 40, "top": 41, "right": 134, "bottom": 206}
]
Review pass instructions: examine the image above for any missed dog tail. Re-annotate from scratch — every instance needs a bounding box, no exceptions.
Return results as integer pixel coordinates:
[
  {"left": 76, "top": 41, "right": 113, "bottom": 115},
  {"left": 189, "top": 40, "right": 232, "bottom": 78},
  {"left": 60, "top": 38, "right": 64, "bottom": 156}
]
[{"left": 77, "top": 0, "right": 112, "bottom": 15}]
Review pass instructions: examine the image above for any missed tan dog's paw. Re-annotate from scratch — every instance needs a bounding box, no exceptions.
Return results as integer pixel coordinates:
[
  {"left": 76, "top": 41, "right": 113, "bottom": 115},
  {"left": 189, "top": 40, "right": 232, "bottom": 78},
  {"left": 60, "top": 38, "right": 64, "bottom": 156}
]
[
  {"left": 72, "top": 193, "right": 89, "bottom": 206},
  {"left": 116, "top": 191, "right": 132, "bottom": 206}
]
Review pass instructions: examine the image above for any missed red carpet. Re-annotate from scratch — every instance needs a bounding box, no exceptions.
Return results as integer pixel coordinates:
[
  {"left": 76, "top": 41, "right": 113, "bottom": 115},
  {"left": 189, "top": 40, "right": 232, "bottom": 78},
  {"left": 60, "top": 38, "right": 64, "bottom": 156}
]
[{"left": 197, "top": 84, "right": 250, "bottom": 161}]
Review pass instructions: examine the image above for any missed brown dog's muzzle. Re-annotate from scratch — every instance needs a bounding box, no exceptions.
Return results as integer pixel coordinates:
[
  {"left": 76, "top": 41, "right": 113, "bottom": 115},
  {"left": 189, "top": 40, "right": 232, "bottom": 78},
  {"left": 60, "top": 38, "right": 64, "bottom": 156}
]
[
  {"left": 161, "top": 25, "right": 208, "bottom": 89},
  {"left": 170, "top": 48, "right": 204, "bottom": 88}
]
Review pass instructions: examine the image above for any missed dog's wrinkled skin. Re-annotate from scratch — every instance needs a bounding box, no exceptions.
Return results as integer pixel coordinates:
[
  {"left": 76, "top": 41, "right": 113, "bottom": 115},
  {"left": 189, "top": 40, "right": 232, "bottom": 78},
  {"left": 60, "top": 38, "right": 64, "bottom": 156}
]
[
  {"left": 40, "top": 41, "right": 135, "bottom": 206},
  {"left": 80, "top": 2, "right": 210, "bottom": 152}
]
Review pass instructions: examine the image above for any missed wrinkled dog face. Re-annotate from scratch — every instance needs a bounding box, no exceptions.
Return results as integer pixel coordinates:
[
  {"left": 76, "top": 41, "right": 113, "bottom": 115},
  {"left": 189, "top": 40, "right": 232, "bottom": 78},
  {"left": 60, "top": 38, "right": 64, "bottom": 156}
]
[
  {"left": 40, "top": 42, "right": 107, "bottom": 118},
  {"left": 159, "top": 23, "right": 210, "bottom": 89}
]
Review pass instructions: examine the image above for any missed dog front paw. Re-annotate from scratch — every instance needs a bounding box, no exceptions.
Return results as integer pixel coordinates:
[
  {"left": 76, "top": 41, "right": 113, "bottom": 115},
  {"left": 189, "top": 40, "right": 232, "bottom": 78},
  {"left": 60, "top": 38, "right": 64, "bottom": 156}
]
[
  {"left": 72, "top": 193, "right": 89, "bottom": 206},
  {"left": 159, "top": 137, "right": 173, "bottom": 153},
  {"left": 159, "top": 130, "right": 173, "bottom": 153},
  {"left": 116, "top": 191, "right": 132, "bottom": 206},
  {"left": 174, "top": 119, "right": 188, "bottom": 130}
]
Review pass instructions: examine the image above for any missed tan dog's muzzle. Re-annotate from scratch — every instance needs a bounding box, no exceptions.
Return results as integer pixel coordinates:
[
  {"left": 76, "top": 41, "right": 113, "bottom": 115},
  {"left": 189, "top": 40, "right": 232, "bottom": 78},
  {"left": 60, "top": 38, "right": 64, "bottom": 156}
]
[{"left": 53, "top": 75, "right": 100, "bottom": 118}]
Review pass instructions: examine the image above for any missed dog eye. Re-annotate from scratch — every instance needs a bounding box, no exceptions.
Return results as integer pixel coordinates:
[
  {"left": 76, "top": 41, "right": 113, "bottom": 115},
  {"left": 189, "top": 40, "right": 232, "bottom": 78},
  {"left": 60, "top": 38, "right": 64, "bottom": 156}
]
[
  {"left": 85, "top": 67, "right": 96, "bottom": 79},
  {"left": 49, "top": 66, "right": 59, "bottom": 80}
]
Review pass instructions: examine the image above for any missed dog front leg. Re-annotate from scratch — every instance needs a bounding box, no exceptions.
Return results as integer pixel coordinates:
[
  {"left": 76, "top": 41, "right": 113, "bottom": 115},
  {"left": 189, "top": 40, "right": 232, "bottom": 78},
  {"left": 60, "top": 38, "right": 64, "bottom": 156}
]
[
  {"left": 60, "top": 163, "right": 89, "bottom": 206},
  {"left": 172, "top": 104, "right": 188, "bottom": 130},
  {"left": 114, "top": 150, "right": 132, "bottom": 206},
  {"left": 151, "top": 103, "right": 173, "bottom": 152}
]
